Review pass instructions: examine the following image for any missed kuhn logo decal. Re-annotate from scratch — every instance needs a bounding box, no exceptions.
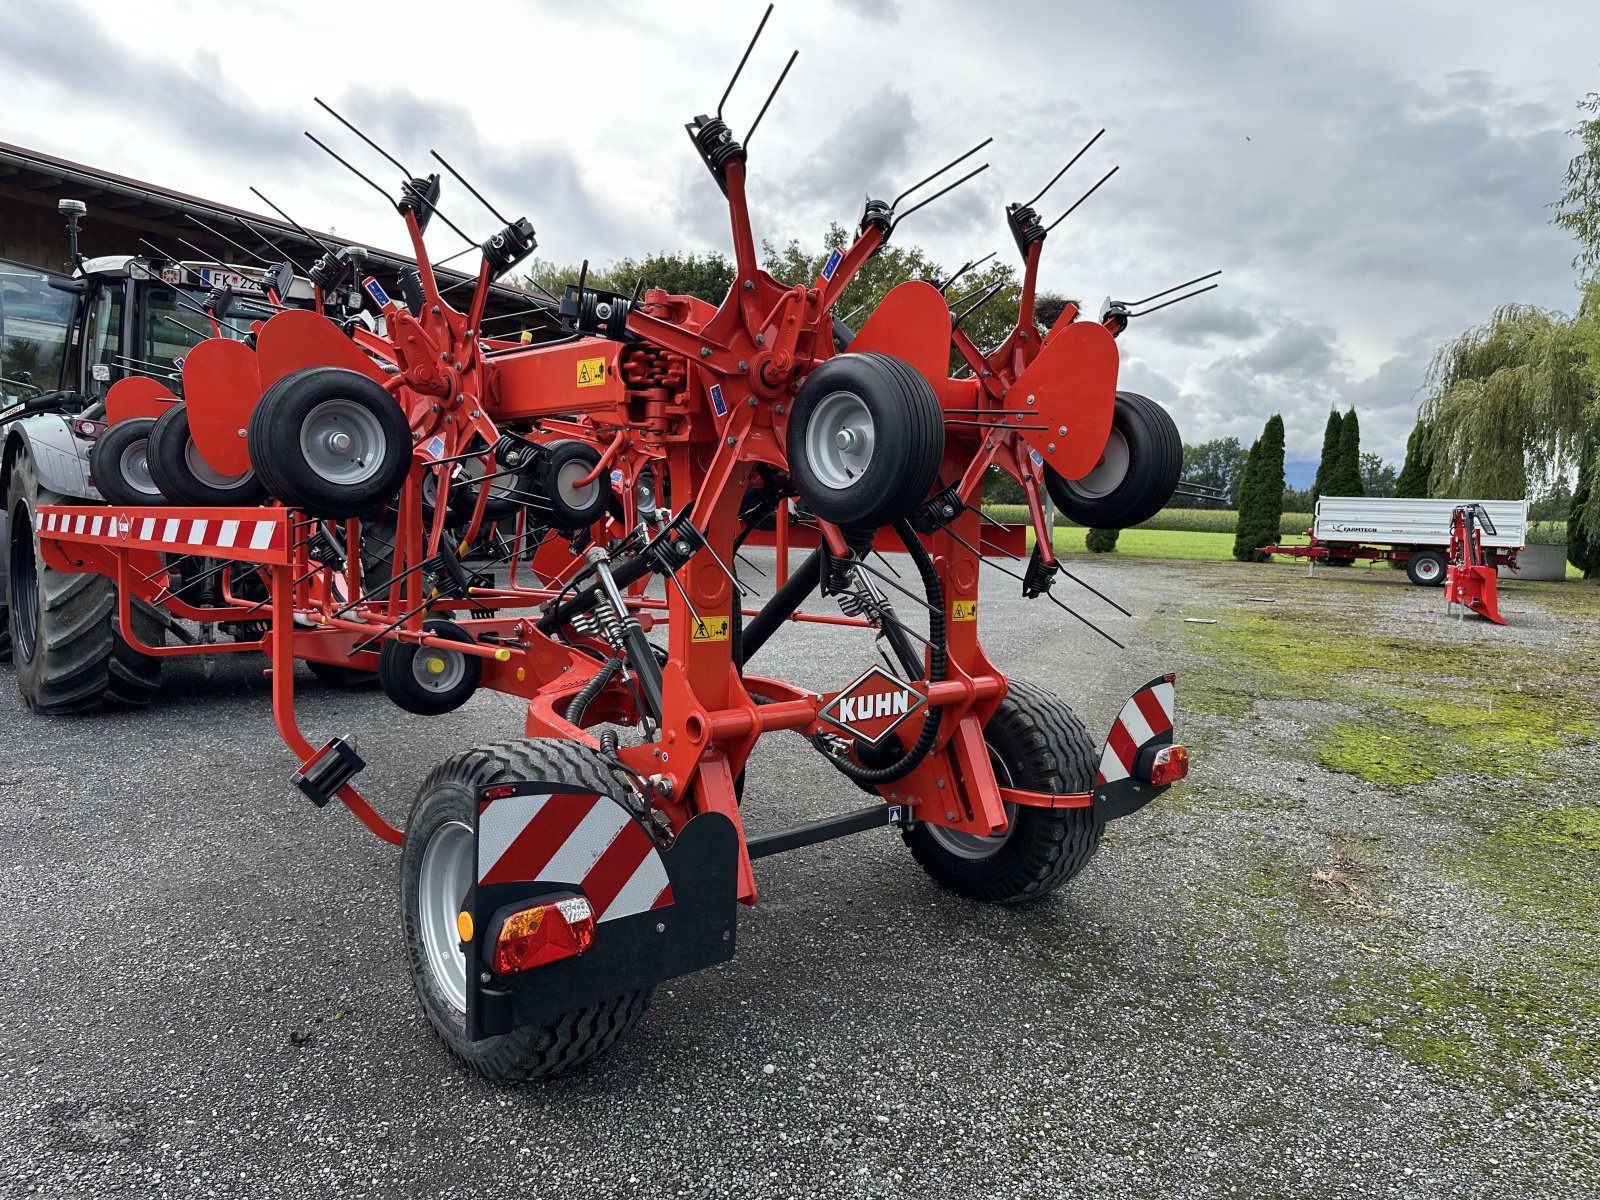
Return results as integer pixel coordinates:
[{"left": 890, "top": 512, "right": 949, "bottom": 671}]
[{"left": 818, "top": 666, "right": 926, "bottom": 745}]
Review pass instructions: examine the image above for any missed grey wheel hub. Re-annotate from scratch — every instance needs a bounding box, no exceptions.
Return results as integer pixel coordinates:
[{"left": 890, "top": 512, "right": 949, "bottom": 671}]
[
  {"left": 806, "top": 390, "right": 876, "bottom": 489},
  {"left": 925, "top": 751, "right": 1018, "bottom": 860},
  {"left": 413, "top": 645, "right": 467, "bottom": 694},
  {"left": 419, "top": 819, "right": 473, "bottom": 1013},
  {"left": 299, "top": 399, "right": 387, "bottom": 486},
  {"left": 184, "top": 438, "right": 254, "bottom": 491},
  {"left": 1067, "top": 427, "right": 1131, "bottom": 500},
  {"left": 119, "top": 441, "right": 161, "bottom": 498}
]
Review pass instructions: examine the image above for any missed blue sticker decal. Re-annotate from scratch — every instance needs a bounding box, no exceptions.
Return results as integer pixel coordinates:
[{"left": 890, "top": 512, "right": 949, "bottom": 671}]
[
  {"left": 821, "top": 248, "right": 843, "bottom": 281},
  {"left": 423, "top": 435, "right": 446, "bottom": 461},
  {"left": 709, "top": 383, "right": 727, "bottom": 416},
  {"left": 610, "top": 469, "right": 624, "bottom": 486},
  {"left": 1030, "top": 448, "right": 1044, "bottom": 466},
  {"left": 173, "top": 356, "right": 186, "bottom": 369},
  {"left": 363, "top": 276, "right": 391, "bottom": 308}
]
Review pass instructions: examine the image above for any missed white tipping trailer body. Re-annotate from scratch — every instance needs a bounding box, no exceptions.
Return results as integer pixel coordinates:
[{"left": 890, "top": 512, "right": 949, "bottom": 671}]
[{"left": 1312, "top": 497, "right": 1527, "bottom": 552}]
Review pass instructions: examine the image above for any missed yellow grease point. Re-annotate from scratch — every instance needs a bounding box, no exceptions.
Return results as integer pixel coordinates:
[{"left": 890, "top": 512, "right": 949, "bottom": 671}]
[
  {"left": 456, "top": 911, "right": 474, "bottom": 942},
  {"left": 424, "top": 656, "right": 445, "bottom": 675},
  {"left": 494, "top": 648, "right": 511, "bottom": 661}
]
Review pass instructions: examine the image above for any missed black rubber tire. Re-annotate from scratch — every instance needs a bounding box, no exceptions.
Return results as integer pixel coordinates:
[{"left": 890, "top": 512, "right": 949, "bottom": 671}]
[
  {"left": 247, "top": 367, "right": 412, "bottom": 519},
  {"left": 7, "top": 453, "right": 163, "bottom": 713},
  {"left": 448, "top": 445, "right": 526, "bottom": 523},
  {"left": 147, "top": 403, "right": 266, "bottom": 507},
  {"left": 1406, "top": 549, "right": 1447, "bottom": 587},
  {"left": 89, "top": 417, "right": 166, "bottom": 505},
  {"left": 401, "top": 738, "right": 652, "bottom": 1082},
  {"left": 786, "top": 352, "right": 943, "bottom": 530},
  {"left": 378, "top": 618, "right": 483, "bottom": 715},
  {"left": 905, "top": 680, "right": 1102, "bottom": 905},
  {"left": 1044, "top": 391, "right": 1181, "bottom": 530},
  {"left": 525, "top": 439, "right": 608, "bottom": 533}
]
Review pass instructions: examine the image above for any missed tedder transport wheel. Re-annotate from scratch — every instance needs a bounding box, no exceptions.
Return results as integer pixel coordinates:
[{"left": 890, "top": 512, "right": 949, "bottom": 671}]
[
  {"left": 905, "top": 680, "right": 1102, "bottom": 905},
  {"left": 524, "top": 439, "right": 609, "bottom": 532},
  {"left": 89, "top": 417, "right": 165, "bottom": 505},
  {"left": 378, "top": 618, "right": 483, "bottom": 715},
  {"left": 1044, "top": 391, "right": 1181, "bottom": 530},
  {"left": 6, "top": 452, "right": 163, "bottom": 713},
  {"left": 1406, "top": 549, "right": 1446, "bottom": 587},
  {"left": 786, "top": 352, "right": 943, "bottom": 529},
  {"left": 247, "top": 366, "right": 412, "bottom": 520},
  {"left": 401, "top": 738, "right": 653, "bottom": 1082},
  {"left": 147, "top": 403, "right": 267, "bottom": 506}
]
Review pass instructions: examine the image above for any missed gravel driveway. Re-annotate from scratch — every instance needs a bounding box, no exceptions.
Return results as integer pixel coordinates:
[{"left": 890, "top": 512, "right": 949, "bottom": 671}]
[{"left": 1, "top": 552, "right": 1594, "bottom": 1199}]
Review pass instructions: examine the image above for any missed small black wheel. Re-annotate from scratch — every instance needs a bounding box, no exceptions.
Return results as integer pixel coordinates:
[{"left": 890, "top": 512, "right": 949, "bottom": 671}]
[
  {"left": 786, "top": 352, "right": 943, "bottom": 530},
  {"left": 378, "top": 618, "right": 483, "bottom": 715},
  {"left": 247, "top": 366, "right": 412, "bottom": 519},
  {"left": 1406, "top": 549, "right": 1447, "bottom": 587},
  {"left": 401, "top": 738, "right": 652, "bottom": 1082},
  {"left": 905, "top": 680, "right": 1102, "bottom": 905},
  {"left": 525, "top": 439, "right": 608, "bottom": 532},
  {"left": 1044, "top": 391, "right": 1181, "bottom": 530},
  {"left": 148, "top": 403, "right": 266, "bottom": 506},
  {"left": 89, "top": 417, "right": 165, "bottom": 505}
]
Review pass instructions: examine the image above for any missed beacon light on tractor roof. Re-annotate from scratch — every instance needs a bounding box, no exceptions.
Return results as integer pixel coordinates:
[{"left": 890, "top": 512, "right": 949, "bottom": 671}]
[{"left": 487, "top": 894, "right": 597, "bottom": 976}]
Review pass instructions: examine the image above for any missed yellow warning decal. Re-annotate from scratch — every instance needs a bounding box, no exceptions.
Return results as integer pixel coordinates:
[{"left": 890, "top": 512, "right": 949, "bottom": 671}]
[
  {"left": 952, "top": 600, "right": 977, "bottom": 622},
  {"left": 691, "top": 615, "right": 731, "bottom": 642},
  {"left": 576, "top": 357, "right": 607, "bottom": 387}
]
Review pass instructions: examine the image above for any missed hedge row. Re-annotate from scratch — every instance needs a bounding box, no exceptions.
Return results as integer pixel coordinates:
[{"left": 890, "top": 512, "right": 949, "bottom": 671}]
[{"left": 981, "top": 505, "right": 1315, "bottom": 538}]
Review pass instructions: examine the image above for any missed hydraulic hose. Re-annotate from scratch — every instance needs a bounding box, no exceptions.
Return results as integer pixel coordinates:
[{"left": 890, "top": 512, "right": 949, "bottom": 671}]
[{"left": 565, "top": 655, "right": 623, "bottom": 725}]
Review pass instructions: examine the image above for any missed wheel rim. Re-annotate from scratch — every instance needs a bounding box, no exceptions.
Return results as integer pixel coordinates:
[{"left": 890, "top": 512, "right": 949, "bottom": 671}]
[
  {"left": 554, "top": 458, "right": 600, "bottom": 511},
  {"left": 464, "top": 456, "right": 519, "bottom": 507},
  {"left": 805, "top": 390, "right": 876, "bottom": 489},
  {"left": 118, "top": 440, "right": 162, "bottom": 498},
  {"left": 8, "top": 504, "right": 40, "bottom": 663},
  {"left": 1415, "top": 556, "right": 1442, "bottom": 582},
  {"left": 1067, "top": 427, "right": 1131, "bottom": 500},
  {"left": 412, "top": 645, "right": 467, "bottom": 694},
  {"left": 419, "top": 819, "right": 474, "bottom": 1013},
  {"left": 925, "top": 750, "right": 1018, "bottom": 860},
  {"left": 183, "top": 438, "right": 254, "bottom": 491},
  {"left": 299, "top": 399, "right": 387, "bottom": 487}
]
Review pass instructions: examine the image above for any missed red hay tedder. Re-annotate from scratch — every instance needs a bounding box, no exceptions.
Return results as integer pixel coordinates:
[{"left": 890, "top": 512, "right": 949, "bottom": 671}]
[{"left": 18, "top": 10, "right": 1207, "bottom": 1080}]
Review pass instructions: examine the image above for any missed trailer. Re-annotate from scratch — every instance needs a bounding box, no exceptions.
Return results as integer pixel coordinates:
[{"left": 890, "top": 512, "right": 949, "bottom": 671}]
[{"left": 1261, "top": 496, "right": 1528, "bottom": 586}]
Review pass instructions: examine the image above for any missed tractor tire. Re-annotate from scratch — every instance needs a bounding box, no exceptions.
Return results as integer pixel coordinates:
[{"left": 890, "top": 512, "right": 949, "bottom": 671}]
[
  {"left": 1044, "top": 391, "right": 1181, "bottom": 531},
  {"left": 524, "top": 439, "right": 608, "bottom": 533},
  {"left": 905, "top": 680, "right": 1102, "bottom": 905},
  {"left": 147, "top": 403, "right": 266, "bottom": 507},
  {"left": 6, "top": 453, "right": 162, "bottom": 713},
  {"left": 401, "top": 738, "right": 652, "bottom": 1082},
  {"left": 247, "top": 367, "right": 412, "bottom": 519},
  {"left": 378, "top": 618, "right": 482, "bottom": 715},
  {"left": 1406, "top": 549, "right": 1447, "bottom": 587},
  {"left": 89, "top": 417, "right": 165, "bottom": 505},
  {"left": 786, "top": 352, "right": 943, "bottom": 530}
]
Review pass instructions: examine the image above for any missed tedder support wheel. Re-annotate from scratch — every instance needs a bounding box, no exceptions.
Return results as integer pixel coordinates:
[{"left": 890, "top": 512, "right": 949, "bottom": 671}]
[
  {"left": 786, "top": 351, "right": 944, "bottom": 529},
  {"left": 89, "top": 416, "right": 165, "bottom": 505},
  {"left": 1044, "top": 390, "right": 1181, "bottom": 531},
  {"left": 247, "top": 366, "right": 412, "bottom": 520},
  {"left": 147, "top": 403, "right": 267, "bottom": 507},
  {"left": 905, "top": 679, "right": 1102, "bottom": 905},
  {"left": 1406, "top": 549, "right": 1447, "bottom": 587},
  {"left": 6, "top": 452, "right": 163, "bottom": 713},
  {"left": 378, "top": 618, "right": 483, "bottom": 715},
  {"left": 525, "top": 439, "right": 609, "bottom": 532},
  {"left": 401, "top": 738, "right": 653, "bottom": 1082}
]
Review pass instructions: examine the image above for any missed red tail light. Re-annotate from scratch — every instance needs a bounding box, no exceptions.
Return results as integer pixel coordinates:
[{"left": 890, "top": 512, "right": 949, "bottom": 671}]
[
  {"left": 490, "top": 894, "right": 596, "bottom": 975},
  {"left": 1146, "top": 744, "right": 1189, "bottom": 786}
]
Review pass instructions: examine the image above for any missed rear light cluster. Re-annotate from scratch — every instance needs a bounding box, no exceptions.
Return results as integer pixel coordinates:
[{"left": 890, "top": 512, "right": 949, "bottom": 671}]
[
  {"left": 72, "top": 419, "right": 107, "bottom": 440},
  {"left": 1147, "top": 744, "right": 1189, "bottom": 786},
  {"left": 490, "top": 894, "right": 596, "bottom": 975}
]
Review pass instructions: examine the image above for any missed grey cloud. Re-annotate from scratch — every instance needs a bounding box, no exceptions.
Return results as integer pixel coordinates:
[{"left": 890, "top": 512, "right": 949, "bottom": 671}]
[
  {"left": 1149, "top": 302, "right": 1263, "bottom": 348},
  {"left": 833, "top": 0, "right": 900, "bottom": 23}
]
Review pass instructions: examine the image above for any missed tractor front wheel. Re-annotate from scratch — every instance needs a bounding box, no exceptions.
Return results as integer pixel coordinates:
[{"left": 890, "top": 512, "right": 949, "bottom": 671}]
[
  {"left": 905, "top": 680, "right": 1102, "bottom": 904},
  {"left": 401, "top": 739, "right": 652, "bottom": 1082}
]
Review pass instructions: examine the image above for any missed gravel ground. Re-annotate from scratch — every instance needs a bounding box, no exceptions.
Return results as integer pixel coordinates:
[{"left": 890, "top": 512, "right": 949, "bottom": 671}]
[{"left": 0, "top": 552, "right": 1595, "bottom": 1199}]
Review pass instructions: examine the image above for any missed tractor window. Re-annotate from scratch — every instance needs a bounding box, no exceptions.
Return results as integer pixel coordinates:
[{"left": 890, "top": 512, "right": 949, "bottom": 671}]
[
  {"left": 140, "top": 287, "right": 273, "bottom": 365},
  {"left": 0, "top": 262, "right": 76, "bottom": 403},
  {"left": 83, "top": 285, "right": 126, "bottom": 396}
]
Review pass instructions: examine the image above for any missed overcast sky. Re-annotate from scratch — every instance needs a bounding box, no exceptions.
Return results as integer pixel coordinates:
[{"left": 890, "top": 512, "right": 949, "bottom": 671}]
[{"left": 4, "top": 0, "right": 1597, "bottom": 465}]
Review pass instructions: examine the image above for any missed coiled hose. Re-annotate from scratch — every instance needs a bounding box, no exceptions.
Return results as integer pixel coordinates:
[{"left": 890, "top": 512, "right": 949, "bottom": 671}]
[{"left": 566, "top": 655, "right": 623, "bottom": 725}]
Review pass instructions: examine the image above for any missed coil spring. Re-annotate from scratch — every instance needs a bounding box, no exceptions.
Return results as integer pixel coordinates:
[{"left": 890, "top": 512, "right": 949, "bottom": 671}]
[{"left": 620, "top": 346, "right": 688, "bottom": 391}]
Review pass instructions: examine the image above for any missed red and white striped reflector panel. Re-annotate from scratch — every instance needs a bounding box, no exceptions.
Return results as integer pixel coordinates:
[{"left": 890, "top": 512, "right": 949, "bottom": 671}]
[
  {"left": 478, "top": 790, "right": 671, "bottom": 923},
  {"left": 1096, "top": 675, "right": 1176, "bottom": 786},
  {"left": 36, "top": 506, "right": 289, "bottom": 563}
]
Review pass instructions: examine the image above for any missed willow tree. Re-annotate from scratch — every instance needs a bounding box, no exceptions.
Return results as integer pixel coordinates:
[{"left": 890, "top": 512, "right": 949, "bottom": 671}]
[{"left": 1418, "top": 304, "right": 1595, "bottom": 502}]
